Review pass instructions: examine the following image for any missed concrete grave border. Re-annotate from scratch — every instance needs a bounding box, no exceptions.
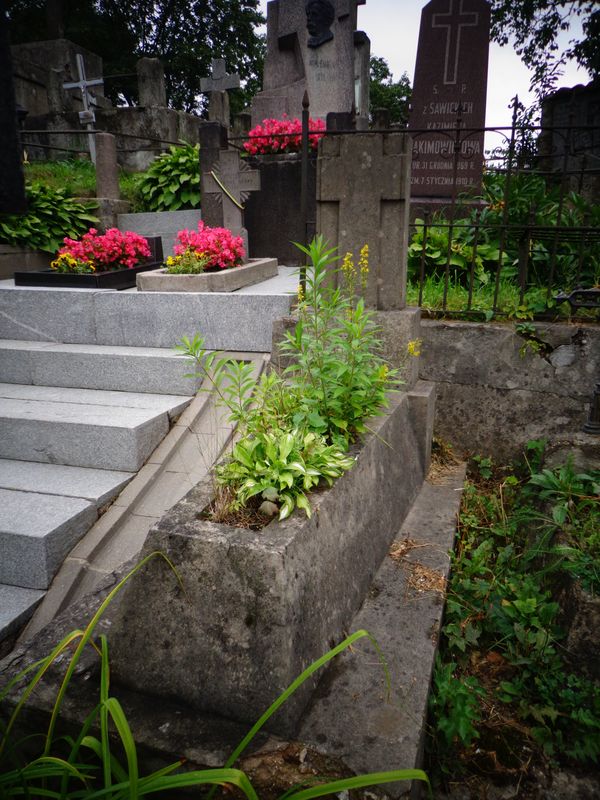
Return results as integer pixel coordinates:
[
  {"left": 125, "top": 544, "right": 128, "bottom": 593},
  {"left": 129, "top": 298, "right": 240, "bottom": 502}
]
[
  {"left": 109, "top": 383, "right": 435, "bottom": 734},
  {"left": 136, "top": 258, "right": 279, "bottom": 293}
]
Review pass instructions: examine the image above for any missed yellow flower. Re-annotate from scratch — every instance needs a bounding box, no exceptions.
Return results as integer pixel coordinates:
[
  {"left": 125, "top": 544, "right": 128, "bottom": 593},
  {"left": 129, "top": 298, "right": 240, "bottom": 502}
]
[
  {"left": 297, "top": 283, "right": 305, "bottom": 303},
  {"left": 341, "top": 251, "right": 355, "bottom": 278},
  {"left": 407, "top": 339, "right": 422, "bottom": 358}
]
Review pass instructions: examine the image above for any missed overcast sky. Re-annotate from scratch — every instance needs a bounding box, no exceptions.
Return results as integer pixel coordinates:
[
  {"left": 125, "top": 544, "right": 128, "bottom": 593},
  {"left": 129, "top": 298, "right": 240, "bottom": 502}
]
[{"left": 256, "top": 0, "right": 591, "bottom": 128}]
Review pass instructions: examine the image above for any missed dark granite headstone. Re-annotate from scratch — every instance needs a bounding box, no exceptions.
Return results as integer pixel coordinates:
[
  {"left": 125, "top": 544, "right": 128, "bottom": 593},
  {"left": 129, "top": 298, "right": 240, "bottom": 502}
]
[
  {"left": 0, "top": 1, "right": 26, "bottom": 214},
  {"left": 409, "top": 0, "right": 491, "bottom": 199}
]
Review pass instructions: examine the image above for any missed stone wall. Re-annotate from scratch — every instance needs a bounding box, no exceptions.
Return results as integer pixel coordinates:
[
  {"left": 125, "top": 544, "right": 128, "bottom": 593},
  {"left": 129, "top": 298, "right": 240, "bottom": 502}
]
[{"left": 418, "top": 319, "right": 600, "bottom": 463}]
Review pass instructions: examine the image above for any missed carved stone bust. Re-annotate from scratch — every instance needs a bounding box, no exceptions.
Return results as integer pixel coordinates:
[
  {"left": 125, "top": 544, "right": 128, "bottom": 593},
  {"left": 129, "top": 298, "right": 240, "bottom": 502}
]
[{"left": 305, "top": 0, "right": 335, "bottom": 48}]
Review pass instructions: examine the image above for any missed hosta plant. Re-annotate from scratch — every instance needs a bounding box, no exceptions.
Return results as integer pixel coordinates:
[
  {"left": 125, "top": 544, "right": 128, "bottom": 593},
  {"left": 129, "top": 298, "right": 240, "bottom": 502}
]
[{"left": 134, "top": 142, "right": 201, "bottom": 211}]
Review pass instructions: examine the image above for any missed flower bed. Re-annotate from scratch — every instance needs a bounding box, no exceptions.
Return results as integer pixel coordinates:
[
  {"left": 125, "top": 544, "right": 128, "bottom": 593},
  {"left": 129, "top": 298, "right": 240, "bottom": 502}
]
[
  {"left": 136, "top": 257, "right": 279, "bottom": 292},
  {"left": 14, "top": 235, "right": 163, "bottom": 290}
]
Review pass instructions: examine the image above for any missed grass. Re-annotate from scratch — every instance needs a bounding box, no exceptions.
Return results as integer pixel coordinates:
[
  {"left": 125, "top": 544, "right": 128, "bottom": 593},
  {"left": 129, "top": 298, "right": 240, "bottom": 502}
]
[
  {"left": 0, "top": 555, "right": 430, "bottom": 799},
  {"left": 23, "top": 159, "right": 143, "bottom": 208},
  {"left": 406, "top": 275, "right": 600, "bottom": 321},
  {"left": 427, "top": 445, "right": 600, "bottom": 793}
]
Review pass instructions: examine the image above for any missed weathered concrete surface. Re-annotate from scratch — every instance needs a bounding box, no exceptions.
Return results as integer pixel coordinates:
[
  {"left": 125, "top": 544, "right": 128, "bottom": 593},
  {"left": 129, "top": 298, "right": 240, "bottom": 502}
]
[
  {"left": 109, "top": 386, "right": 434, "bottom": 733},
  {"left": 299, "top": 463, "right": 466, "bottom": 796},
  {"left": 419, "top": 320, "right": 600, "bottom": 461},
  {"left": 317, "top": 133, "right": 411, "bottom": 310},
  {"left": 137, "top": 258, "right": 278, "bottom": 293}
]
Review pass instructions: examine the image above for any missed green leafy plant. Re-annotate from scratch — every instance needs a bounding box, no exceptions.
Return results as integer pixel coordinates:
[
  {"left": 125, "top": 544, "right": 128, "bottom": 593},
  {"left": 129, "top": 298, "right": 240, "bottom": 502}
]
[
  {"left": 428, "top": 447, "right": 600, "bottom": 786},
  {"left": 134, "top": 143, "right": 201, "bottom": 211},
  {"left": 176, "top": 335, "right": 354, "bottom": 521},
  {"left": 0, "top": 184, "right": 98, "bottom": 253},
  {"left": 0, "top": 559, "right": 430, "bottom": 798},
  {"left": 429, "top": 658, "right": 484, "bottom": 749},
  {"left": 164, "top": 247, "right": 210, "bottom": 274},
  {"left": 216, "top": 429, "right": 354, "bottom": 520},
  {"left": 280, "top": 236, "right": 400, "bottom": 448},
  {"left": 176, "top": 237, "right": 398, "bottom": 522}
]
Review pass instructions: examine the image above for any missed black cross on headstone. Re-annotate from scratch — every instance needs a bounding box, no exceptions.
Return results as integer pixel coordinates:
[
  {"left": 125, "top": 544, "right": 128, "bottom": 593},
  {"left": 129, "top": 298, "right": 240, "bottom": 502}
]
[{"left": 432, "top": 0, "right": 479, "bottom": 85}]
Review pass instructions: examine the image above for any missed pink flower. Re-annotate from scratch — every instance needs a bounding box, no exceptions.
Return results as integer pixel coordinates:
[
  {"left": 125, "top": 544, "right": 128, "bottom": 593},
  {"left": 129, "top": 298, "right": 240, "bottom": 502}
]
[
  {"left": 243, "top": 117, "right": 325, "bottom": 155},
  {"left": 58, "top": 228, "right": 151, "bottom": 271},
  {"left": 173, "top": 221, "right": 244, "bottom": 270}
]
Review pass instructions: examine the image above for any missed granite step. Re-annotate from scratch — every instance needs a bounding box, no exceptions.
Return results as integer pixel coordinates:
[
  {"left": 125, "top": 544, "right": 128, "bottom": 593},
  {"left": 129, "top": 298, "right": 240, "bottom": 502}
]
[
  {"left": 0, "top": 384, "right": 191, "bottom": 471},
  {"left": 0, "top": 340, "right": 198, "bottom": 396},
  {"left": 0, "top": 461, "right": 134, "bottom": 591},
  {"left": 0, "top": 584, "right": 46, "bottom": 644}
]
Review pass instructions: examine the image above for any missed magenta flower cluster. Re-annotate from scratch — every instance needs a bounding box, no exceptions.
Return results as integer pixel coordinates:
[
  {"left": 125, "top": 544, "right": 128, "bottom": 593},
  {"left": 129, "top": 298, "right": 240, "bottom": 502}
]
[
  {"left": 174, "top": 221, "right": 245, "bottom": 270},
  {"left": 58, "top": 228, "right": 151, "bottom": 271},
  {"left": 243, "top": 115, "right": 326, "bottom": 155}
]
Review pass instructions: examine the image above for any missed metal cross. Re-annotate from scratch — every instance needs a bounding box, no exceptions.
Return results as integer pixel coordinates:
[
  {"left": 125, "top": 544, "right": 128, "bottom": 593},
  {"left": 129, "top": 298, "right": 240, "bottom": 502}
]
[
  {"left": 63, "top": 53, "right": 104, "bottom": 162},
  {"left": 202, "top": 150, "right": 260, "bottom": 236},
  {"left": 432, "top": 0, "right": 479, "bottom": 85}
]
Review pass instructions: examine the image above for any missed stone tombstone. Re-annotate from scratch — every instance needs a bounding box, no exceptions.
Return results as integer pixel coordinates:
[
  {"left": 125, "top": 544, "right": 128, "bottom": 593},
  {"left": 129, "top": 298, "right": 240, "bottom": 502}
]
[
  {"left": 409, "top": 0, "right": 491, "bottom": 198},
  {"left": 95, "top": 132, "right": 120, "bottom": 200},
  {"left": 0, "top": 4, "right": 27, "bottom": 213},
  {"left": 251, "top": 0, "right": 367, "bottom": 124},
  {"left": 137, "top": 57, "right": 167, "bottom": 108},
  {"left": 317, "top": 132, "right": 412, "bottom": 310},
  {"left": 200, "top": 133, "right": 261, "bottom": 255},
  {"left": 200, "top": 58, "right": 240, "bottom": 127}
]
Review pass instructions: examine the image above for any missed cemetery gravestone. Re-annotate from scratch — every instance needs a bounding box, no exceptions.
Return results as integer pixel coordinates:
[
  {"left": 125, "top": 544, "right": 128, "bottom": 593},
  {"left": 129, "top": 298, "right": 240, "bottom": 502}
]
[
  {"left": 200, "top": 58, "right": 240, "bottom": 127},
  {"left": 137, "top": 58, "right": 167, "bottom": 108},
  {"left": 409, "top": 0, "right": 491, "bottom": 199},
  {"left": 251, "top": 0, "right": 368, "bottom": 124},
  {"left": 0, "top": 4, "right": 26, "bottom": 214}
]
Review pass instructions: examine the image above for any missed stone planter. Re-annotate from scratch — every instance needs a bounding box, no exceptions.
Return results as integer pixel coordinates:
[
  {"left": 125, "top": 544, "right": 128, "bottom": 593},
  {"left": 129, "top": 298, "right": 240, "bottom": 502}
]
[
  {"left": 13, "top": 237, "right": 164, "bottom": 290},
  {"left": 109, "top": 384, "right": 435, "bottom": 734},
  {"left": 136, "top": 258, "right": 279, "bottom": 293}
]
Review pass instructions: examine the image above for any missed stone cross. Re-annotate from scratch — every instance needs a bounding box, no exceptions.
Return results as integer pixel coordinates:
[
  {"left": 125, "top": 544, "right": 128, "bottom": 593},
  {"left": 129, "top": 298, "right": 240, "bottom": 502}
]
[
  {"left": 200, "top": 59, "right": 240, "bottom": 126},
  {"left": 201, "top": 149, "right": 261, "bottom": 254},
  {"left": 317, "top": 133, "right": 411, "bottom": 310},
  {"left": 63, "top": 53, "right": 104, "bottom": 163}
]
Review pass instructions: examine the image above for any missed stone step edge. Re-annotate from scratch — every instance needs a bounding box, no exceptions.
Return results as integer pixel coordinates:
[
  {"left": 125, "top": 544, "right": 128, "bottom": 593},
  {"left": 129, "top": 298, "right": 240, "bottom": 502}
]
[
  {"left": 19, "top": 354, "right": 268, "bottom": 641},
  {"left": 297, "top": 462, "right": 467, "bottom": 792}
]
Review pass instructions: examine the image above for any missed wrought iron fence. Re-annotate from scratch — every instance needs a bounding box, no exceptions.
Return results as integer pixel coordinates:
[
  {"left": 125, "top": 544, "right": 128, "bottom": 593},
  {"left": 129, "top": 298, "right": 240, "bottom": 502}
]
[{"left": 407, "top": 101, "right": 600, "bottom": 320}]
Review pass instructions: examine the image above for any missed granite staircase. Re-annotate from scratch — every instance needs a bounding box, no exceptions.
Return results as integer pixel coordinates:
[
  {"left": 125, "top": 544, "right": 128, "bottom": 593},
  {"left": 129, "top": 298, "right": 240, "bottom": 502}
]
[
  {"left": 0, "top": 282, "right": 293, "bottom": 647},
  {"left": 0, "top": 340, "right": 197, "bottom": 645}
]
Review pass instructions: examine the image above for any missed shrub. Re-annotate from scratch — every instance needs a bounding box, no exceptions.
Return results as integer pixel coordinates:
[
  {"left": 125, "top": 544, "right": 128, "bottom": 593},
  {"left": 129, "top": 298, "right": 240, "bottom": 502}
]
[
  {"left": 134, "top": 142, "right": 201, "bottom": 211},
  {"left": 176, "top": 236, "right": 399, "bottom": 521},
  {"left": 0, "top": 184, "right": 98, "bottom": 253}
]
